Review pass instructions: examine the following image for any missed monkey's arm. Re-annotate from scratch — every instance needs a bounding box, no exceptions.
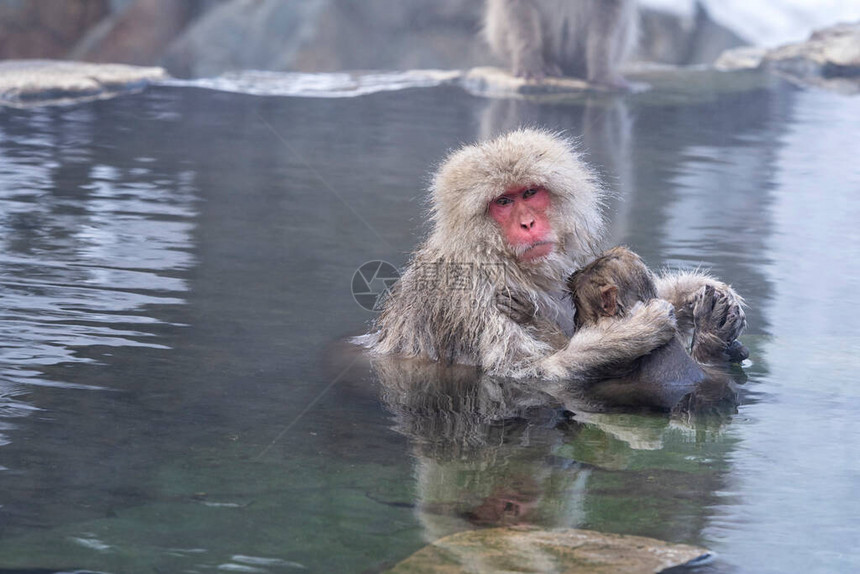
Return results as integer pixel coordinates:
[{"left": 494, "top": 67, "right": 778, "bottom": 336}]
[{"left": 532, "top": 299, "right": 677, "bottom": 380}]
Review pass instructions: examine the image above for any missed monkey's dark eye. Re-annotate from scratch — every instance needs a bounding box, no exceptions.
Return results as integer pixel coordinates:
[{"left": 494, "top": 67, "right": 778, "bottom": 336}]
[
  {"left": 522, "top": 188, "right": 538, "bottom": 199},
  {"left": 495, "top": 196, "right": 514, "bottom": 206}
]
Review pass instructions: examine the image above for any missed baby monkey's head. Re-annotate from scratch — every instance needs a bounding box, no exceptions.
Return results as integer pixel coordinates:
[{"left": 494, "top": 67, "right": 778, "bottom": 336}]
[{"left": 567, "top": 246, "right": 658, "bottom": 329}]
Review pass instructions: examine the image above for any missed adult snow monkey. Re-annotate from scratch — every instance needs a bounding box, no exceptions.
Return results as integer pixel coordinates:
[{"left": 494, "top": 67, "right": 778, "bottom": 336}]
[{"left": 357, "top": 129, "right": 746, "bottom": 380}]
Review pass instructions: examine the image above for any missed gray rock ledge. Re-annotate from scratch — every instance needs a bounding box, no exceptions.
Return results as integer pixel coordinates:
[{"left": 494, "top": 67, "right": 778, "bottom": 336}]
[
  {"left": 0, "top": 60, "right": 167, "bottom": 108},
  {"left": 717, "top": 22, "right": 860, "bottom": 94}
]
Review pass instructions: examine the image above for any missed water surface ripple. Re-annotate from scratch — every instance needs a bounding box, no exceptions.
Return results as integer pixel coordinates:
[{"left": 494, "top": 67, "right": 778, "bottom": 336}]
[{"left": 0, "top": 81, "right": 857, "bottom": 574}]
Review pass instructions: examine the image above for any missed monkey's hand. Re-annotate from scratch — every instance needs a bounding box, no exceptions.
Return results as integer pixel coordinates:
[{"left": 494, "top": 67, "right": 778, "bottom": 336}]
[
  {"left": 655, "top": 271, "right": 745, "bottom": 337},
  {"left": 495, "top": 291, "right": 537, "bottom": 325},
  {"left": 691, "top": 285, "right": 748, "bottom": 364},
  {"left": 538, "top": 299, "right": 676, "bottom": 380}
]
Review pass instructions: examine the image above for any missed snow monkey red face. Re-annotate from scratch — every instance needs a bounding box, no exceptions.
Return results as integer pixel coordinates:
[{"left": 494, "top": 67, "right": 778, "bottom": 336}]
[{"left": 487, "top": 186, "right": 555, "bottom": 262}]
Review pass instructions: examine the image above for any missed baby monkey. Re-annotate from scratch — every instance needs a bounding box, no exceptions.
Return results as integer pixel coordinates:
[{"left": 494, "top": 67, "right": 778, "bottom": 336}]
[{"left": 567, "top": 246, "right": 746, "bottom": 388}]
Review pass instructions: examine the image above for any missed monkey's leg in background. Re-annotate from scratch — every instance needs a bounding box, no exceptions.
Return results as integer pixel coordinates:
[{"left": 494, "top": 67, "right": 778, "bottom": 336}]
[
  {"left": 585, "top": 0, "right": 634, "bottom": 89},
  {"left": 488, "top": 0, "right": 550, "bottom": 79}
]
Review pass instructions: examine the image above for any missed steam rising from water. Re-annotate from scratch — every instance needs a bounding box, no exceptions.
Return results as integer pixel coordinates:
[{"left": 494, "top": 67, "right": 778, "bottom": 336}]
[{"left": 164, "top": 70, "right": 461, "bottom": 99}]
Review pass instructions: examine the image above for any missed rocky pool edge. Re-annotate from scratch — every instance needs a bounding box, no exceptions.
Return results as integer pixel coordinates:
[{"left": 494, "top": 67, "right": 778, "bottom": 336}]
[{"left": 0, "top": 60, "right": 168, "bottom": 108}]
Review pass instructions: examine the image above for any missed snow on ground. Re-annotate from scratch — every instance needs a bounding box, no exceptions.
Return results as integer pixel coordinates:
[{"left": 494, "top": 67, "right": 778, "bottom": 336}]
[{"left": 640, "top": 0, "right": 860, "bottom": 47}]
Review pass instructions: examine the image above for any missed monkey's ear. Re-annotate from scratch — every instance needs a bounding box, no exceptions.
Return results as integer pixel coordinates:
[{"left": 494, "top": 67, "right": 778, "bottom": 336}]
[{"left": 600, "top": 285, "right": 618, "bottom": 316}]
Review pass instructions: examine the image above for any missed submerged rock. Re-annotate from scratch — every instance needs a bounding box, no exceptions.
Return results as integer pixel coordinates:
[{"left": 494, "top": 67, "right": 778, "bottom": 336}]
[
  {"left": 388, "top": 526, "right": 710, "bottom": 573},
  {"left": 717, "top": 21, "right": 860, "bottom": 93},
  {"left": 0, "top": 60, "right": 167, "bottom": 107}
]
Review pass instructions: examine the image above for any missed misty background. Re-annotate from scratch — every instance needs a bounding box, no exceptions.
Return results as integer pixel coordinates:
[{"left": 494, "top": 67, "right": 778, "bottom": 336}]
[{"left": 2, "top": 0, "right": 859, "bottom": 79}]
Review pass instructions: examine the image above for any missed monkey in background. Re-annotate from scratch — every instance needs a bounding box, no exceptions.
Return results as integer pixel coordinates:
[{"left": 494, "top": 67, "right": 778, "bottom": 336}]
[
  {"left": 356, "top": 129, "right": 746, "bottom": 382},
  {"left": 484, "top": 0, "right": 638, "bottom": 89}
]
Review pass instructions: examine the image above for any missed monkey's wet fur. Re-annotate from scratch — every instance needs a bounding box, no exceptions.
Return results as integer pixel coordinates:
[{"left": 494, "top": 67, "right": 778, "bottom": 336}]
[
  {"left": 356, "top": 129, "right": 747, "bottom": 386},
  {"left": 568, "top": 247, "right": 747, "bottom": 400}
]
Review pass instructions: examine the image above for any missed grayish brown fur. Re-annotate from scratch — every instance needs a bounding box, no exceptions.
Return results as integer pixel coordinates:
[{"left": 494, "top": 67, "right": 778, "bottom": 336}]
[
  {"left": 567, "top": 246, "right": 657, "bottom": 331},
  {"left": 357, "top": 128, "right": 696, "bottom": 380},
  {"left": 484, "top": 0, "right": 638, "bottom": 87},
  {"left": 569, "top": 246, "right": 747, "bottom": 368},
  {"left": 564, "top": 246, "right": 747, "bottom": 414},
  {"left": 567, "top": 246, "right": 703, "bottom": 383}
]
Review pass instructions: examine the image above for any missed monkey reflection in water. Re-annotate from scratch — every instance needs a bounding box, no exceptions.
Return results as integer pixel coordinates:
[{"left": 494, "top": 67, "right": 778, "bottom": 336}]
[
  {"left": 372, "top": 351, "right": 738, "bottom": 547},
  {"left": 374, "top": 360, "right": 591, "bottom": 539}
]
